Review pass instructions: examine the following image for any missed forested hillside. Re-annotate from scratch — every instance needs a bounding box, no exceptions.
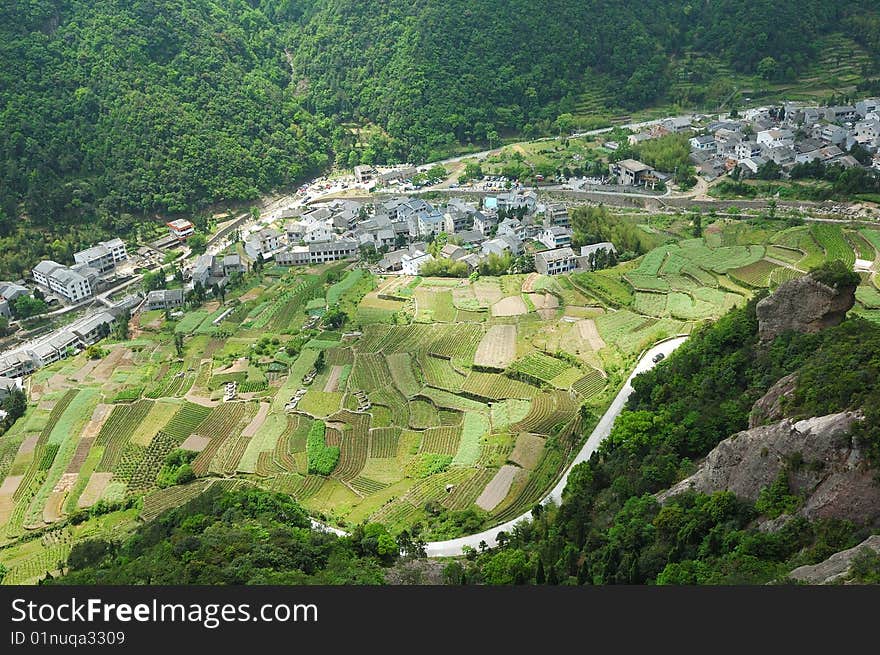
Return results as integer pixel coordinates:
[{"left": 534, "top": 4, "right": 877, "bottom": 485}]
[
  {"left": 1, "top": 0, "right": 879, "bottom": 260},
  {"left": 291, "top": 0, "right": 874, "bottom": 160},
  {"left": 0, "top": 0, "right": 341, "bottom": 275}
]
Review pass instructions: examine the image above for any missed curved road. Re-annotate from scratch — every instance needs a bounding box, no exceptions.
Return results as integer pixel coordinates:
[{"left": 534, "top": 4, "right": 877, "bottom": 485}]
[{"left": 423, "top": 335, "right": 688, "bottom": 557}]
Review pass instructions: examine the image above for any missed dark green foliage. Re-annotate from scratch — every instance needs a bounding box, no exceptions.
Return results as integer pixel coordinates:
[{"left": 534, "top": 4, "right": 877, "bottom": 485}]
[
  {"left": 0, "top": 0, "right": 337, "bottom": 277},
  {"left": 808, "top": 260, "right": 861, "bottom": 290},
  {"left": 1, "top": 1, "right": 868, "bottom": 276},
  {"left": 156, "top": 449, "right": 198, "bottom": 488},
  {"left": 420, "top": 259, "right": 469, "bottom": 278},
  {"left": 848, "top": 547, "right": 880, "bottom": 583},
  {"left": 755, "top": 470, "right": 801, "bottom": 518},
  {"left": 291, "top": 0, "right": 862, "bottom": 161},
  {"left": 570, "top": 205, "right": 659, "bottom": 255},
  {"left": 12, "top": 296, "right": 48, "bottom": 319},
  {"left": 306, "top": 420, "right": 339, "bottom": 475},
  {"left": 53, "top": 488, "right": 388, "bottom": 584}
]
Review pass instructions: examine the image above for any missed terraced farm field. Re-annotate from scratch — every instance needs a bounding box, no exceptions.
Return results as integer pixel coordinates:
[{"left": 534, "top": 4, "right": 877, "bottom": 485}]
[{"left": 0, "top": 219, "right": 853, "bottom": 582}]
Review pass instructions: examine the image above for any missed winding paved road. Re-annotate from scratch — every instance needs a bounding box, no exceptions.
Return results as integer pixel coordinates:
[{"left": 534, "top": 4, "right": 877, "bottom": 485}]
[{"left": 423, "top": 335, "right": 689, "bottom": 557}]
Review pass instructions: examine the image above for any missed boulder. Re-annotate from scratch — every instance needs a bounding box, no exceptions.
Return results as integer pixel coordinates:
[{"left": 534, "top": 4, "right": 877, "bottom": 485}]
[
  {"left": 788, "top": 535, "right": 880, "bottom": 584},
  {"left": 657, "top": 411, "right": 880, "bottom": 525},
  {"left": 756, "top": 275, "right": 855, "bottom": 342},
  {"left": 749, "top": 372, "right": 798, "bottom": 428}
]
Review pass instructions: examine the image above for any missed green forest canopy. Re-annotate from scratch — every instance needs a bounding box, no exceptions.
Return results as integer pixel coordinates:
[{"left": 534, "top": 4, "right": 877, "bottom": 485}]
[{"left": 1, "top": 0, "right": 879, "bottom": 269}]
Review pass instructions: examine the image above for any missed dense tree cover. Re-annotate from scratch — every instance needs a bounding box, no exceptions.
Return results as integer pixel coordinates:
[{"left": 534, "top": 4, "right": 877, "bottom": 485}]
[
  {"left": 1, "top": 0, "right": 873, "bottom": 272},
  {"left": 459, "top": 298, "right": 880, "bottom": 584},
  {"left": 570, "top": 205, "right": 659, "bottom": 256},
  {"left": 0, "top": 0, "right": 343, "bottom": 276},
  {"left": 52, "top": 488, "right": 394, "bottom": 584},
  {"left": 306, "top": 420, "right": 339, "bottom": 475},
  {"left": 420, "top": 258, "right": 469, "bottom": 278},
  {"left": 291, "top": 0, "right": 870, "bottom": 161}
]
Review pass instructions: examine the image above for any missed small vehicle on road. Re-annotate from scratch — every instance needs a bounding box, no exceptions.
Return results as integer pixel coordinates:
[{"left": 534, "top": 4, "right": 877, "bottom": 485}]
[{"left": 652, "top": 352, "right": 665, "bottom": 363}]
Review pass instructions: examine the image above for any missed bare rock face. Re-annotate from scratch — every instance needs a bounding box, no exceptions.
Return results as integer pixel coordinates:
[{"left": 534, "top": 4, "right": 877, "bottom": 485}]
[
  {"left": 749, "top": 373, "right": 798, "bottom": 428},
  {"left": 657, "top": 411, "right": 880, "bottom": 526},
  {"left": 788, "top": 535, "right": 880, "bottom": 584},
  {"left": 756, "top": 275, "right": 855, "bottom": 342}
]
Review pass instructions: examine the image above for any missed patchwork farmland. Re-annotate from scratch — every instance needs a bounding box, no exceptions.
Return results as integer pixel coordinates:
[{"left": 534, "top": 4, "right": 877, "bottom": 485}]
[{"left": 1, "top": 217, "right": 876, "bottom": 583}]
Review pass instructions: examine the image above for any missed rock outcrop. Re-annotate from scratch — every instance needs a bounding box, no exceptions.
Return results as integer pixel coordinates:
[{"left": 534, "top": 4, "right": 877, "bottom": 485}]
[
  {"left": 749, "top": 373, "right": 798, "bottom": 428},
  {"left": 756, "top": 275, "right": 855, "bottom": 342},
  {"left": 657, "top": 411, "right": 880, "bottom": 525},
  {"left": 788, "top": 535, "right": 880, "bottom": 584}
]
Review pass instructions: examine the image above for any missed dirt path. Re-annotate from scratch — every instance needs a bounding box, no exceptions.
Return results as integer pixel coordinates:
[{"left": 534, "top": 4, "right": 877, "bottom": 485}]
[{"left": 521, "top": 272, "right": 540, "bottom": 293}]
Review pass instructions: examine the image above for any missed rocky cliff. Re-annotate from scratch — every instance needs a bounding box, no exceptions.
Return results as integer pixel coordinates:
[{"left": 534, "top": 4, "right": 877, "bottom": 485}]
[
  {"left": 749, "top": 373, "right": 798, "bottom": 428},
  {"left": 787, "top": 535, "right": 880, "bottom": 584},
  {"left": 756, "top": 275, "right": 856, "bottom": 342},
  {"left": 657, "top": 410, "right": 880, "bottom": 526}
]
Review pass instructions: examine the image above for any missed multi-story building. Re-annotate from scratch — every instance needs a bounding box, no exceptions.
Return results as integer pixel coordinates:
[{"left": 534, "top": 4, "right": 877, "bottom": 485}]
[
  {"left": 74, "top": 239, "right": 128, "bottom": 273},
  {"left": 32, "top": 261, "right": 93, "bottom": 303},
  {"left": 540, "top": 226, "right": 572, "bottom": 250},
  {"left": 535, "top": 247, "right": 578, "bottom": 275},
  {"left": 146, "top": 289, "right": 185, "bottom": 310},
  {"left": 167, "top": 219, "right": 195, "bottom": 241},
  {"left": 401, "top": 250, "right": 434, "bottom": 275}
]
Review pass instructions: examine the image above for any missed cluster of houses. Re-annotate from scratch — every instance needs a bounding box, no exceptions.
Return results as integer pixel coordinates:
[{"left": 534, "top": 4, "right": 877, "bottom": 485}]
[
  {"left": 685, "top": 98, "right": 880, "bottom": 180},
  {"left": 357, "top": 195, "right": 614, "bottom": 277},
  {"left": 0, "top": 281, "right": 31, "bottom": 320},
  {"left": 239, "top": 192, "right": 619, "bottom": 279},
  {"left": 0, "top": 296, "right": 139, "bottom": 380},
  {"left": 29, "top": 239, "right": 129, "bottom": 306}
]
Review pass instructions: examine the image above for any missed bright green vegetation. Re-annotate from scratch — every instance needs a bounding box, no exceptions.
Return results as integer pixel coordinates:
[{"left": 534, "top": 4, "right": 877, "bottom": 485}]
[
  {"left": 458, "top": 299, "right": 880, "bottom": 585},
  {"left": 810, "top": 224, "right": 856, "bottom": 268},
  {"left": 0, "top": 0, "right": 336, "bottom": 277},
  {"left": 306, "top": 421, "right": 339, "bottom": 476},
  {"left": 2, "top": 215, "right": 876, "bottom": 584}
]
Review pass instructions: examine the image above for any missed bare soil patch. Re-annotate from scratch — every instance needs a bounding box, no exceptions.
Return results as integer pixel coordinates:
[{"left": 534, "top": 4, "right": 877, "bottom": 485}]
[
  {"left": 42, "top": 490, "right": 67, "bottom": 523},
  {"left": 239, "top": 287, "right": 265, "bottom": 302},
  {"left": 474, "top": 325, "right": 517, "bottom": 369},
  {"left": 509, "top": 433, "right": 546, "bottom": 470},
  {"left": 324, "top": 365, "right": 344, "bottom": 392},
  {"left": 218, "top": 357, "right": 249, "bottom": 375},
  {"left": 180, "top": 435, "right": 211, "bottom": 452},
  {"left": 241, "top": 402, "right": 270, "bottom": 438},
  {"left": 491, "top": 296, "right": 528, "bottom": 317},
  {"left": 0, "top": 474, "right": 24, "bottom": 496},
  {"left": 91, "top": 347, "right": 129, "bottom": 383},
  {"left": 71, "top": 358, "right": 101, "bottom": 384},
  {"left": 473, "top": 280, "right": 504, "bottom": 305},
  {"left": 476, "top": 464, "right": 520, "bottom": 511},
  {"left": 577, "top": 319, "right": 606, "bottom": 350},
  {"left": 17, "top": 434, "right": 40, "bottom": 456},
  {"left": 77, "top": 473, "right": 113, "bottom": 509}
]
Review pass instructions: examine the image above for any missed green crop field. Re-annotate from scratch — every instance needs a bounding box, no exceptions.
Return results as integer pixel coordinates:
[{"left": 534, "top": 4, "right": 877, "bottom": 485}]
[
  {"left": 810, "top": 224, "right": 855, "bottom": 267},
  {"left": 0, "top": 217, "right": 856, "bottom": 581}
]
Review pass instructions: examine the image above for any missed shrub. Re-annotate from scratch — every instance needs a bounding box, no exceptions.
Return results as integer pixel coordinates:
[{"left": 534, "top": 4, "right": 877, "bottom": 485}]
[
  {"left": 306, "top": 421, "right": 339, "bottom": 475},
  {"left": 809, "top": 260, "right": 860, "bottom": 289}
]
